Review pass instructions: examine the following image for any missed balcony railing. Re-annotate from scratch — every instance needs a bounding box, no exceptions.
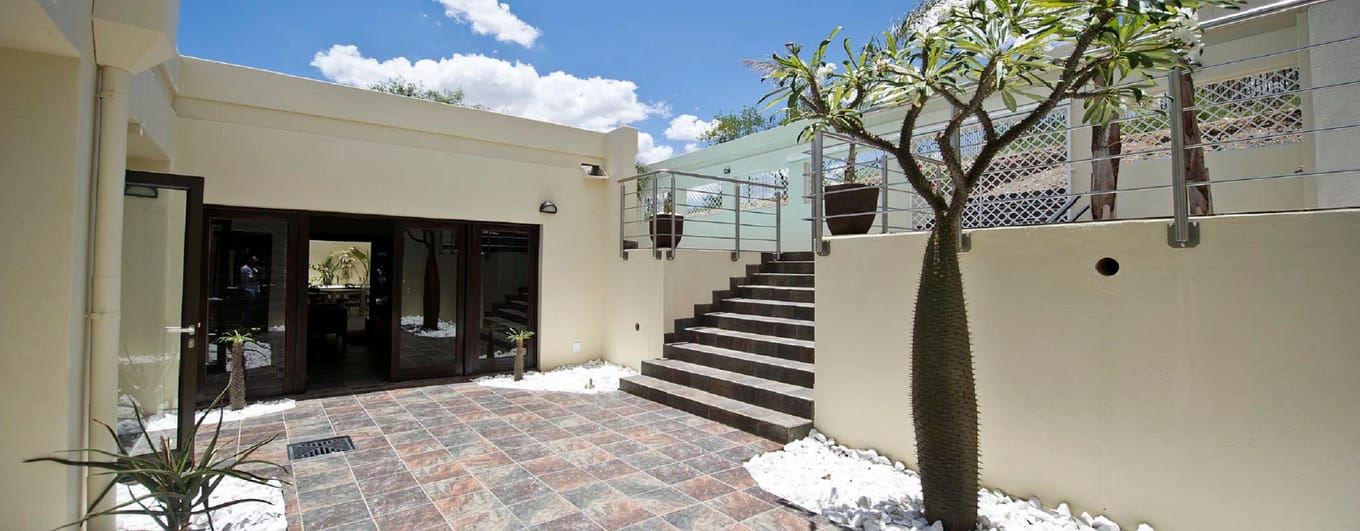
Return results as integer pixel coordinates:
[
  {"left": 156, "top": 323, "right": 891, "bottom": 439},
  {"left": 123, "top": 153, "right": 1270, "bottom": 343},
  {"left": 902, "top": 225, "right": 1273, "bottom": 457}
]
[
  {"left": 806, "top": 1, "right": 1360, "bottom": 254},
  {"left": 619, "top": 170, "right": 785, "bottom": 260}
]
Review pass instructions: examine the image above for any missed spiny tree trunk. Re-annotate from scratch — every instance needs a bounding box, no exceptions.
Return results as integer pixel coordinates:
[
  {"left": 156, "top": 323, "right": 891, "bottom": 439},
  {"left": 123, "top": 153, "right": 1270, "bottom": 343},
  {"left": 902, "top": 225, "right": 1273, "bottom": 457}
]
[
  {"left": 229, "top": 342, "right": 246, "bottom": 411},
  {"left": 1178, "top": 65, "right": 1214, "bottom": 215},
  {"left": 911, "top": 216, "right": 978, "bottom": 531},
  {"left": 407, "top": 229, "right": 441, "bottom": 330},
  {"left": 513, "top": 339, "right": 525, "bottom": 381}
]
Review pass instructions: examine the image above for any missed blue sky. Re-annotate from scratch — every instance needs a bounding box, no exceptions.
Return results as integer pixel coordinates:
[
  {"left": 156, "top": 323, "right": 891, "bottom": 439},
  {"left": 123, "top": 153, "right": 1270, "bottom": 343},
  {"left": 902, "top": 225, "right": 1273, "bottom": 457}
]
[{"left": 178, "top": 1, "right": 918, "bottom": 162}]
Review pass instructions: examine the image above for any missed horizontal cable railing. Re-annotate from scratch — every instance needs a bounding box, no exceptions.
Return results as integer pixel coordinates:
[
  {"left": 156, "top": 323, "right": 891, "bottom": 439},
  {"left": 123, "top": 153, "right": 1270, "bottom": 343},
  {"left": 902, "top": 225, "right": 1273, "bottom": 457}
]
[
  {"left": 805, "top": 7, "right": 1360, "bottom": 254},
  {"left": 618, "top": 170, "right": 786, "bottom": 260}
]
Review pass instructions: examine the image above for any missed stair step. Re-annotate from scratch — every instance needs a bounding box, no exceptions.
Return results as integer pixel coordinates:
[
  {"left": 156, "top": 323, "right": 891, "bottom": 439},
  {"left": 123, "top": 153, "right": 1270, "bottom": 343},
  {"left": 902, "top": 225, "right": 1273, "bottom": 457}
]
[
  {"left": 483, "top": 315, "right": 528, "bottom": 331},
  {"left": 497, "top": 307, "right": 528, "bottom": 320},
  {"left": 720, "top": 298, "right": 815, "bottom": 321},
  {"left": 619, "top": 375, "right": 811, "bottom": 443},
  {"left": 683, "top": 326, "right": 814, "bottom": 363},
  {"left": 703, "top": 312, "right": 814, "bottom": 341},
  {"left": 642, "top": 359, "right": 813, "bottom": 418},
  {"left": 736, "top": 285, "right": 815, "bottom": 304},
  {"left": 776, "top": 251, "right": 815, "bottom": 262},
  {"left": 750, "top": 273, "right": 815, "bottom": 288},
  {"left": 664, "top": 342, "right": 814, "bottom": 388},
  {"left": 762, "top": 261, "right": 815, "bottom": 274}
]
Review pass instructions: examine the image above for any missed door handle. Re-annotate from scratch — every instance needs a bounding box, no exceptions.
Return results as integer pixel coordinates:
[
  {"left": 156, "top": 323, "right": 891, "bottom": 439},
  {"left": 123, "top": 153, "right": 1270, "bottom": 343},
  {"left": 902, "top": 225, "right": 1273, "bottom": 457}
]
[{"left": 165, "top": 326, "right": 196, "bottom": 336}]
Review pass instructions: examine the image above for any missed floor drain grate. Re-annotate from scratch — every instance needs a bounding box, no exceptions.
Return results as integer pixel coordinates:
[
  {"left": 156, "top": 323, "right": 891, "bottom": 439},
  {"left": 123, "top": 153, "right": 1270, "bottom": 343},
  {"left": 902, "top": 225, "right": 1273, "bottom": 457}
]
[{"left": 287, "top": 436, "right": 355, "bottom": 460}]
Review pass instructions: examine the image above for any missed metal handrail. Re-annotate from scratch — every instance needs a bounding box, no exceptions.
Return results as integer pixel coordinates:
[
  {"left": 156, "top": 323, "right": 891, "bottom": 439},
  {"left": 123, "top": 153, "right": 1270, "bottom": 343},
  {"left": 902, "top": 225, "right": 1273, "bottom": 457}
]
[{"left": 618, "top": 170, "right": 785, "bottom": 260}]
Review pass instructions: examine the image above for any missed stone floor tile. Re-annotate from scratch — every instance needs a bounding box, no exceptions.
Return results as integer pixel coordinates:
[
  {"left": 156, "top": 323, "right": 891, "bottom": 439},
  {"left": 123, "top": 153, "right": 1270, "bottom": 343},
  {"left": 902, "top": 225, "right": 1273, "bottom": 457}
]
[
  {"left": 629, "top": 487, "right": 698, "bottom": 517},
  {"left": 538, "top": 466, "right": 596, "bottom": 492},
  {"left": 582, "top": 458, "right": 639, "bottom": 481},
  {"left": 507, "top": 493, "right": 578, "bottom": 526},
  {"left": 660, "top": 503, "right": 737, "bottom": 530},
  {"left": 674, "top": 475, "right": 735, "bottom": 502},
  {"left": 357, "top": 470, "right": 420, "bottom": 498},
  {"left": 374, "top": 503, "right": 448, "bottom": 530},
  {"left": 423, "top": 475, "right": 482, "bottom": 499},
  {"left": 586, "top": 498, "right": 653, "bottom": 530},
  {"left": 538, "top": 511, "right": 606, "bottom": 531},
  {"left": 645, "top": 462, "right": 704, "bottom": 485},
  {"left": 709, "top": 467, "right": 757, "bottom": 490},
  {"left": 301, "top": 500, "right": 372, "bottom": 530},
  {"left": 707, "top": 491, "right": 774, "bottom": 522},
  {"left": 367, "top": 486, "right": 433, "bottom": 518},
  {"left": 606, "top": 472, "right": 667, "bottom": 497},
  {"left": 490, "top": 478, "right": 554, "bottom": 505}
]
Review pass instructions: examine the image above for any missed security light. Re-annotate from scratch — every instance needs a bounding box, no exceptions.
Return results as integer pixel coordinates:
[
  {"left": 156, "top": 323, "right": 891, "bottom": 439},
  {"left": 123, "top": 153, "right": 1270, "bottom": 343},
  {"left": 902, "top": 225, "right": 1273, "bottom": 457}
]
[
  {"left": 579, "top": 163, "right": 607, "bottom": 178},
  {"left": 539, "top": 201, "right": 558, "bottom": 214},
  {"left": 124, "top": 184, "right": 158, "bottom": 198}
]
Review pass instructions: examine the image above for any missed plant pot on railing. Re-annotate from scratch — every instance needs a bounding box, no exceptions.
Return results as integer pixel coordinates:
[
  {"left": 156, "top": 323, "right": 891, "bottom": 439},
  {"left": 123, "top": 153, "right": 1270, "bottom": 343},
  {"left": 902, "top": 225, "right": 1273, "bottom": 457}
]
[
  {"left": 824, "top": 182, "right": 880, "bottom": 235},
  {"left": 649, "top": 214, "right": 685, "bottom": 249}
]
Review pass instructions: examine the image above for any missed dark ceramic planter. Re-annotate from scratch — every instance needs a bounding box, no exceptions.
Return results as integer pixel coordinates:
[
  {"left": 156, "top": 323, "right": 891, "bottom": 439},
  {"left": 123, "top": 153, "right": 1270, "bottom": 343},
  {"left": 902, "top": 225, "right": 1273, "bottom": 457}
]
[
  {"left": 649, "top": 214, "right": 685, "bottom": 249},
  {"left": 824, "top": 183, "right": 880, "bottom": 235}
]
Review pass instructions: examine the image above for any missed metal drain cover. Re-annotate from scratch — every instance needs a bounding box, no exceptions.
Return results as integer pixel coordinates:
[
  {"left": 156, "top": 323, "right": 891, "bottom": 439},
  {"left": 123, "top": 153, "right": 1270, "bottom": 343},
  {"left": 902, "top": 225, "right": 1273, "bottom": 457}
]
[{"left": 287, "top": 436, "right": 355, "bottom": 460}]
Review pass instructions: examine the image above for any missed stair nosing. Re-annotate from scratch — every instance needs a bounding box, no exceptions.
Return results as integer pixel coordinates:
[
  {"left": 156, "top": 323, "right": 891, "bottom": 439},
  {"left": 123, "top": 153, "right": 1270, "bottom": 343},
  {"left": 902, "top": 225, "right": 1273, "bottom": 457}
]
[
  {"left": 644, "top": 358, "right": 813, "bottom": 400},
  {"left": 703, "top": 312, "right": 814, "bottom": 327},
  {"left": 722, "top": 297, "right": 815, "bottom": 309},
  {"left": 666, "top": 342, "right": 815, "bottom": 372},
  {"left": 685, "top": 326, "right": 815, "bottom": 348},
  {"left": 622, "top": 375, "right": 810, "bottom": 427},
  {"left": 737, "top": 284, "right": 815, "bottom": 291}
]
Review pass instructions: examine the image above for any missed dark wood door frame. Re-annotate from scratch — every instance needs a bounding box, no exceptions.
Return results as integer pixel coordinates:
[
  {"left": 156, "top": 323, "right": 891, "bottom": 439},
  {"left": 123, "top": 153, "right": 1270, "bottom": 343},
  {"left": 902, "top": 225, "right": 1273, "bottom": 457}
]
[
  {"left": 390, "top": 221, "right": 469, "bottom": 380},
  {"left": 125, "top": 171, "right": 205, "bottom": 449},
  {"left": 465, "top": 223, "right": 541, "bottom": 376}
]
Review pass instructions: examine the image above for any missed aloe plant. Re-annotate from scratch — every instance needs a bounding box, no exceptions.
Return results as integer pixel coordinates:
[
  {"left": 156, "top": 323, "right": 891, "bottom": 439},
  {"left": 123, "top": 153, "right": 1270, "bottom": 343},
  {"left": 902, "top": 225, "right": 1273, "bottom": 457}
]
[
  {"left": 25, "top": 390, "right": 286, "bottom": 531},
  {"left": 219, "top": 331, "right": 253, "bottom": 411},
  {"left": 505, "top": 328, "right": 535, "bottom": 381}
]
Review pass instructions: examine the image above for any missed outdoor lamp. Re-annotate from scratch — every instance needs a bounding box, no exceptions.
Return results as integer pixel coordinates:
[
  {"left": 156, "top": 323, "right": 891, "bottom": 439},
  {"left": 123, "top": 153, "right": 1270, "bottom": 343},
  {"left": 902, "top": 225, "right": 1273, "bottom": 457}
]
[{"left": 539, "top": 201, "right": 558, "bottom": 214}]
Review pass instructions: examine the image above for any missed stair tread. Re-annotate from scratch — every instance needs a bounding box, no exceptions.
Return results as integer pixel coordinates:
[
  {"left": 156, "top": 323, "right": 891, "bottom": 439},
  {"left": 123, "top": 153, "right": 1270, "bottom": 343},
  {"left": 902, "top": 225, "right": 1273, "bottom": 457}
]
[
  {"left": 621, "top": 375, "right": 811, "bottom": 426},
  {"left": 667, "top": 342, "right": 815, "bottom": 373},
  {"left": 645, "top": 358, "right": 813, "bottom": 400},
  {"left": 753, "top": 272, "right": 815, "bottom": 277},
  {"left": 704, "top": 312, "right": 813, "bottom": 327},
  {"left": 737, "top": 284, "right": 815, "bottom": 292},
  {"left": 686, "top": 326, "right": 815, "bottom": 349},
  {"left": 723, "top": 298, "right": 814, "bottom": 309}
]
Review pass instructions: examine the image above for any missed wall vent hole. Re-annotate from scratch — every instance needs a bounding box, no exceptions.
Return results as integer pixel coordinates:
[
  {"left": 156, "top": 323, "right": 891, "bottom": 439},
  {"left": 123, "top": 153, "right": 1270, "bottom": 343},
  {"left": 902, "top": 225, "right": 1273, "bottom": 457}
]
[{"left": 1096, "top": 257, "right": 1120, "bottom": 276}]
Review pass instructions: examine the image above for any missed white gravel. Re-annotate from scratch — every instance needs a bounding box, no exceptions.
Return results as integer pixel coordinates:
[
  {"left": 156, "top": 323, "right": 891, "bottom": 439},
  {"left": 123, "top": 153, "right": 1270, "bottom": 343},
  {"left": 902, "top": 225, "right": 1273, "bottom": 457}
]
[
  {"left": 745, "top": 430, "right": 1151, "bottom": 531},
  {"left": 139, "top": 399, "right": 296, "bottom": 433},
  {"left": 400, "top": 315, "right": 457, "bottom": 338},
  {"left": 115, "top": 476, "right": 285, "bottom": 531},
  {"left": 474, "top": 360, "right": 637, "bottom": 394}
]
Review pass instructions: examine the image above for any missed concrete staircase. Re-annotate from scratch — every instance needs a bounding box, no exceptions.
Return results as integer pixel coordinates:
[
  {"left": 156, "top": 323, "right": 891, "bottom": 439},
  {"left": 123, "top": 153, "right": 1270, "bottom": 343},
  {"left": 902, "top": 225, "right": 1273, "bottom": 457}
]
[{"left": 620, "top": 252, "right": 815, "bottom": 442}]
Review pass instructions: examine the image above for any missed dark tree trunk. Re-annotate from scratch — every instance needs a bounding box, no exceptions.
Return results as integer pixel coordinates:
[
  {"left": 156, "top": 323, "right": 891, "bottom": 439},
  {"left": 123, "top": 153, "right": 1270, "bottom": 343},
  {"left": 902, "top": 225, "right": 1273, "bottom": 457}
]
[
  {"left": 513, "top": 339, "right": 525, "bottom": 381},
  {"left": 911, "top": 217, "right": 978, "bottom": 531},
  {"left": 419, "top": 230, "right": 440, "bottom": 330},
  {"left": 1090, "top": 117, "right": 1122, "bottom": 220},
  {"left": 1178, "top": 67, "right": 1214, "bottom": 215}
]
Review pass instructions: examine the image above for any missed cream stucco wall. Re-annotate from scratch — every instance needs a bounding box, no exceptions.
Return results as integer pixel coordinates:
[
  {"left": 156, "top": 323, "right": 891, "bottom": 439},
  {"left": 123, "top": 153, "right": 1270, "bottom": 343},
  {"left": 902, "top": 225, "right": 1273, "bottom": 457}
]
[
  {"left": 814, "top": 209, "right": 1360, "bottom": 530},
  {"left": 169, "top": 58, "right": 627, "bottom": 370},
  {"left": 0, "top": 46, "right": 96, "bottom": 530}
]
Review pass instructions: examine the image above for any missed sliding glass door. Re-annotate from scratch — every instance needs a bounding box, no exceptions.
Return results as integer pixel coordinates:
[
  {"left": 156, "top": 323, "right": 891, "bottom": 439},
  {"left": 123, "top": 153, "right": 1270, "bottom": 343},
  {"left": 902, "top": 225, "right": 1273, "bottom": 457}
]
[
  {"left": 467, "top": 225, "right": 539, "bottom": 375},
  {"left": 392, "top": 223, "right": 465, "bottom": 379}
]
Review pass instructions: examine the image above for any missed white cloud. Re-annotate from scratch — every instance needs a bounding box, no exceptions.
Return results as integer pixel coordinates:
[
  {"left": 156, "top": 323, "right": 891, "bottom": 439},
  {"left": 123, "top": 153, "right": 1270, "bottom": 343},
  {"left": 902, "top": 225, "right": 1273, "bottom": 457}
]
[
  {"left": 312, "top": 44, "right": 666, "bottom": 132},
  {"left": 637, "top": 132, "right": 674, "bottom": 164},
  {"left": 435, "top": 0, "right": 540, "bottom": 48},
  {"left": 683, "top": 143, "right": 702, "bottom": 154},
  {"left": 664, "top": 114, "right": 717, "bottom": 142}
]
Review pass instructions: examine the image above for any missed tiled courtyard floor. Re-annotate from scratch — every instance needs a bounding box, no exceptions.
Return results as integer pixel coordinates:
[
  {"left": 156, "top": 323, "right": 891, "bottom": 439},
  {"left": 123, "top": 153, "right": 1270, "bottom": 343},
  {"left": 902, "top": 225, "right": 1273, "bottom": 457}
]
[{"left": 214, "top": 382, "right": 834, "bottom": 530}]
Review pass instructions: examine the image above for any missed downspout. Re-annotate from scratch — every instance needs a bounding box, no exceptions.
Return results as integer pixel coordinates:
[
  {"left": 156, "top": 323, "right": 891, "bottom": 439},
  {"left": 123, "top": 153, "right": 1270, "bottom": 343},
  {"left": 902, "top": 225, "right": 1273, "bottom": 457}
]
[{"left": 86, "top": 64, "right": 132, "bottom": 531}]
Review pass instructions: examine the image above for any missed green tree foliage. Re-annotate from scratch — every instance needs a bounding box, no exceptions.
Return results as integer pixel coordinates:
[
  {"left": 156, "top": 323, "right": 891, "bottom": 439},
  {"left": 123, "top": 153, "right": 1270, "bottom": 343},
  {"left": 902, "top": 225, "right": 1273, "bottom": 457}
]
[
  {"left": 760, "top": 0, "right": 1235, "bottom": 528},
  {"left": 368, "top": 77, "right": 482, "bottom": 108},
  {"left": 699, "top": 105, "right": 779, "bottom": 144}
]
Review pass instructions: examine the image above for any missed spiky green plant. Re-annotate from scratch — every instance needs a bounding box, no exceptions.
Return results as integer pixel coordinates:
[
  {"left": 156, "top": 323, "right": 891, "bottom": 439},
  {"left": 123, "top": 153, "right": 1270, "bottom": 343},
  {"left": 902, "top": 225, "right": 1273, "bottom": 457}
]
[
  {"left": 24, "top": 390, "right": 286, "bottom": 531},
  {"left": 759, "top": 0, "right": 1236, "bottom": 528},
  {"left": 219, "top": 331, "right": 254, "bottom": 411},
  {"left": 330, "top": 245, "right": 369, "bottom": 286},
  {"left": 505, "top": 328, "right": 535, "bottom": 382}
]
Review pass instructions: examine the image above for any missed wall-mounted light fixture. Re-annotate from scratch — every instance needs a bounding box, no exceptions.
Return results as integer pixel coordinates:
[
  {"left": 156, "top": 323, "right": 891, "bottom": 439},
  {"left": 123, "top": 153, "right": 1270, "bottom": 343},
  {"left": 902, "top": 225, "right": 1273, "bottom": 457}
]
[
  {"left": 723, "top": 166, "right": 732, "bottom": 175},
  {"left": 124, "top": 184, "right": 159, "bottom": 198},
  {"left": 539, "top": 201, "right": 558, "bottom": 214},
  {"left": 580, "top": 163, "right": 607, "bottom": 178}
]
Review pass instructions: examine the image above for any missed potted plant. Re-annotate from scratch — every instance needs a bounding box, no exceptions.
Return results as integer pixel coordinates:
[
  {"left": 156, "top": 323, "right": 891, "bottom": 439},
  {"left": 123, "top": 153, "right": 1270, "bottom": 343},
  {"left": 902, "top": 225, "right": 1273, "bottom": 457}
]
[
  {"left": 505, "top": 328, "right": 535, "bottom": 381},
  {"left": 648, "top": 192, "right": 685, "bottom": 249},
  {"left": 824, "top": 145, "right": 880, "bottom": 235},
  {"left": 25, "top": 390, "right": 286, "bottom": 531},
  {"left": 219, "top": 331, "right": 253, "bottom": 411}
]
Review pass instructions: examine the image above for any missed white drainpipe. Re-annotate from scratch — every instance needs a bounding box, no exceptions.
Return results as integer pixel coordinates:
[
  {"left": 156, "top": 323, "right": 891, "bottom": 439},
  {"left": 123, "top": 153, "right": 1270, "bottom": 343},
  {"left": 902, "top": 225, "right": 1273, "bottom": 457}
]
[{"left": 86, "top": 65, "right": 131, "bottom": 531}]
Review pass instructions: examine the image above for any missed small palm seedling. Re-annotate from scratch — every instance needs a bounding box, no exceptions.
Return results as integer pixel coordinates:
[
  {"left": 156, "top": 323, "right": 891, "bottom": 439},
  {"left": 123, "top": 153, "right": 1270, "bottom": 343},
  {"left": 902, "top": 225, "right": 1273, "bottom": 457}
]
[
  {"left": 25, "top": 390, "right": 287, "bottom": 531},
  {"left": 219, "top": 331, "right": 254, "bottom": 410},
  {"left": 505, "top": 328, "right": 535, "bottom": 381}
]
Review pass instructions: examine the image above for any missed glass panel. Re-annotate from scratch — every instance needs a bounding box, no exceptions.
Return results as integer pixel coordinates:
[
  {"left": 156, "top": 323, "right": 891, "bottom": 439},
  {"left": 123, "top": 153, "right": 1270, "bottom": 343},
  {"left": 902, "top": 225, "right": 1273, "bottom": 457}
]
[
  {"left": 118, "top": 187, "right": 187, "bottom": 451},
  {"left": 205, "top": 217, "right": 288, "bottom": 399},
  {"left": 398, "top": 228, "right": 459, "bottom": 371},
  {"left": 477, "top": 230, "right": 532, "bottom": 361}
]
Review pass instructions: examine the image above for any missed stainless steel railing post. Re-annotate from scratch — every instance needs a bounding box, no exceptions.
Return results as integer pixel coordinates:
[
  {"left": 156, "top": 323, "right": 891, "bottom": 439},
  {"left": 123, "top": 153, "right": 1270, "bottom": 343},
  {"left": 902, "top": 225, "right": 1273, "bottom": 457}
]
[
  {"left": 1166, "top": 67, "right": 1200, "bottom": 248},
  {"left": 619, "top": 182, "right": 628, "bottom": 260},
  {"left": 811, "top": 131, "right": 828, "bottom": 255},
  {"left": 732, "top": 180, "right": 742, "bottom": 261}
]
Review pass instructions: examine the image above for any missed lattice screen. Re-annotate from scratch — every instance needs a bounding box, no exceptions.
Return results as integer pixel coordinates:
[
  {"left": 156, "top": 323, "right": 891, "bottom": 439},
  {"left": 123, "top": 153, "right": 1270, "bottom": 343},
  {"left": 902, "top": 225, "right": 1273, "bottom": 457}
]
[
  {"left": 741, "top": 169, "right": 790, "bottom": 210},
  {"left": 1121, "top": 67, "right": 1303, "bottom": 161},
  {"left": 906, "top": 109, "right": 1071, "bottom": 230}
]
